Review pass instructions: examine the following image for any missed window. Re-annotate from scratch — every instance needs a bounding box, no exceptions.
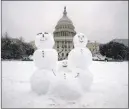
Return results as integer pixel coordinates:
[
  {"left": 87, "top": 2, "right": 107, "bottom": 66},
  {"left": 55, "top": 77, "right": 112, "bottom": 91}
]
[
  {"left": 66, "top": 53, "right": 68, "bottom": 57},
  {"left": 62, "top": 44, "right": 64, "bottom": 48},
  {"left": 62, "top": 53, "right": 64, "bottom": 57},
  {"left": 57, "top": 41, "right": 59, "bottom": 48},
  {"left": 65, "top": 45, "right": 67, "bottom": 48},
  {"left": 66, "top": 32, "right": 67, "bottom": 36}
]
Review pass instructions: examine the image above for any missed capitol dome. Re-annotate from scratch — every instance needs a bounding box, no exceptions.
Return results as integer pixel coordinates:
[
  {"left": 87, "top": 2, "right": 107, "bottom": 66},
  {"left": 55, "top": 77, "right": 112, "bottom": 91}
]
[
  {"left": 53, "top": 6, "right": 76, "bottom": 61},
  {"left": 54, "top": 6, "right": 76, "bottom": 33}
]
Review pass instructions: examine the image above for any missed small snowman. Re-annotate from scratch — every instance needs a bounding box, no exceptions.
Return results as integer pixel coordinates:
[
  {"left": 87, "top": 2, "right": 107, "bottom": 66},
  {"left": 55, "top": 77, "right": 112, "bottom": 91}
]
[
  {"left": 30, "top": 32, "right": 58, "bottom": 95},
  {"left": 51, "top": 69, "right": 83, "bottom": 102},
  {"left": 52, "top": 61, "right": 83, "bottom": 101},
  {"left": 68, "top": 33, "right": 93, "bottom": 92}
]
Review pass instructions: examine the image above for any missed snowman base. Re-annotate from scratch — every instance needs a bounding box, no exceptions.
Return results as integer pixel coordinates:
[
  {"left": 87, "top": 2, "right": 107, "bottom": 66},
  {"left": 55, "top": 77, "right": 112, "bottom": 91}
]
[
  {"left": 30, "top": 69, "right": 57, "bottom": 95},
  {"left": 52, "top": 83, "right": 82, "bottom": 101}
]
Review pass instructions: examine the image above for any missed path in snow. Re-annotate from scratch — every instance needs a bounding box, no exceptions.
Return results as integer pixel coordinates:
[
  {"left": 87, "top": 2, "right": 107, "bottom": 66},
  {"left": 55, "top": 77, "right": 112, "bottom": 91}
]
[{"left": 2, "top": 61, "right": 128, "bottom": 108}]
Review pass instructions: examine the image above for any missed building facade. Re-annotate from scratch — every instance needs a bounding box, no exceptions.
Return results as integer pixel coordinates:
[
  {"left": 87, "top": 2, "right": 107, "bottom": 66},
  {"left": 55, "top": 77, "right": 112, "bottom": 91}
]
[
  {"left": 86, "top": 40, "right": 100, "bottom": 57},
  {"left": 53, "top": 7, "right": 76, "bottom": 60}
]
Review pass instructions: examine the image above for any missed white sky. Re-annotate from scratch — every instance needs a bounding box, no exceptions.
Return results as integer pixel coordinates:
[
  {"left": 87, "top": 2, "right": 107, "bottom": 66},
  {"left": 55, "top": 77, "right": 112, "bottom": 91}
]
[{"left": 2, "top": 1, "right": 128, "bottom": 43}]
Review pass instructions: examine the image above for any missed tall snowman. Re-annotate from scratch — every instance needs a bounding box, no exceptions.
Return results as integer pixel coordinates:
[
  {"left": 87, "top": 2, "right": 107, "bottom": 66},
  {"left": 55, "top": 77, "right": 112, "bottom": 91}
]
[
  {"left": 68, "top": 33, "right": 93, "bottom": 92},
  {"left": 30, "top": 32, "right": 58, "bottom": 95}
]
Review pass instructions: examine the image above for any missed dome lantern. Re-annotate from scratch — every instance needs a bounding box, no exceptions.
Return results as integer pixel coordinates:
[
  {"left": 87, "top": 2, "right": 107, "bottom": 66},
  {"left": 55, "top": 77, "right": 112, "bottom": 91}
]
[
  {"left": 63, "top": 6, "right": 67, "bottom": 16},
  {"left": 55, "top": 6, "right": 76, "bottom": 32}
]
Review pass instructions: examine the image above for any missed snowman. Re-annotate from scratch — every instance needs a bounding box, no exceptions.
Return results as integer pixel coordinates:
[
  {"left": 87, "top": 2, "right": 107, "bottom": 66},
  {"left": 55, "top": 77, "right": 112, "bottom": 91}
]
[
  {"left": 68, "top": 33, "right": 93, "bottom": 92},
  {"left": 51, "top": 50, "right": 85, "bottom": 101},
  {"left": 51, "top": 69, "right": 83, "bottom": 102},
  {"left": 30, "top": 32, "right": 58, "bottom": 95}
]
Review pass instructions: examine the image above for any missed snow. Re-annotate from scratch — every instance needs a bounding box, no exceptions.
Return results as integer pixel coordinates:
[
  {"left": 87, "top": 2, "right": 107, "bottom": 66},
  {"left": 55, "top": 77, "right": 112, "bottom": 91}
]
[{"left": 2, "top": 61, "right": 128, "bottom": 108}]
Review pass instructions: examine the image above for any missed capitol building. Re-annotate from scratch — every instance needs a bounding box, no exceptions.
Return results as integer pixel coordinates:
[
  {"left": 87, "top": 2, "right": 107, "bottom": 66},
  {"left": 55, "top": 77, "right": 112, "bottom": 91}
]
[{"left": 53, "top": 7, "right": 76, "bottom": 60}]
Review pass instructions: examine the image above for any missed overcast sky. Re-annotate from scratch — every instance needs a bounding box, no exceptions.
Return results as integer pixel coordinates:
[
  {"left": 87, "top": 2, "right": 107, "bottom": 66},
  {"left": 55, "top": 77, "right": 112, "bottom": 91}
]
[{"left": 2, "top": 1, "right": 128, "bottom": 43}]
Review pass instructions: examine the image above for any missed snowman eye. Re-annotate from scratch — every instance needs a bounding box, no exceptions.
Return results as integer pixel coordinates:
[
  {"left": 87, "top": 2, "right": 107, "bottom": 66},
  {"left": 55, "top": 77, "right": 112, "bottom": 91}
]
[
  {"left": 37, "top": 33, "right": 42, "bottom": 35},
  {"left": 44, "top": 32, "right": 48, "bottom": 34},
  {"left": 78, "top": 35, "right": 80, "bottom": 38}
]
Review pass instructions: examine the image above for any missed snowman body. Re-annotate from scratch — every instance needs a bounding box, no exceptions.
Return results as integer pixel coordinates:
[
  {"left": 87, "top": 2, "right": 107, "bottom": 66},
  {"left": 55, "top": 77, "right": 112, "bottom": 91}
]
[
  {"left": 68, "top": 47, "right": 92, "bottom": 70},
  {"left": 33, "top": 49, "right": 58, "bottom": 70},
  {"left": 68, "top": 33, "right": 93, "bottom": 92},
  {"left": 30, "top": 32, "right": 58, "bottom": 95}
]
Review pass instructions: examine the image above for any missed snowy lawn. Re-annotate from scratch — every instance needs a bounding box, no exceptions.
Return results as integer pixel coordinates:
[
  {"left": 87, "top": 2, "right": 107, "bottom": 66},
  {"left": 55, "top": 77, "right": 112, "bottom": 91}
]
[{"left": 2, "top": 61, "right": 128, "bottom": 108}]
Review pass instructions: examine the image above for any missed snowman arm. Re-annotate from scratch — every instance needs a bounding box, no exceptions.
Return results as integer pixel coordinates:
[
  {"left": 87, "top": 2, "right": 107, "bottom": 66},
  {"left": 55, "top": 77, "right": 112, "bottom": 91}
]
[
  {"left": 52, "top": 69, "right": 56, "bottom": 76},
  {"left": 74, "top": 73, "right": 80, "bottom": 78}
]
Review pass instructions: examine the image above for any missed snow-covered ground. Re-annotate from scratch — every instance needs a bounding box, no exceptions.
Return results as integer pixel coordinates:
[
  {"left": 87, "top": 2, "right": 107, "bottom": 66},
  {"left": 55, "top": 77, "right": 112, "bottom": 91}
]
[{"left": 2, "top": 61, "right": 128, "bottom": 108}]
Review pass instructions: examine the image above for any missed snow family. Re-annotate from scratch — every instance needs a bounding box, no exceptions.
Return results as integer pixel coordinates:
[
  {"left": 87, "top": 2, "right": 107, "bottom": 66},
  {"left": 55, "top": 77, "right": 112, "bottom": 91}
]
[{"left": 30, "top": 32, "right": 93, "bottom": 101}]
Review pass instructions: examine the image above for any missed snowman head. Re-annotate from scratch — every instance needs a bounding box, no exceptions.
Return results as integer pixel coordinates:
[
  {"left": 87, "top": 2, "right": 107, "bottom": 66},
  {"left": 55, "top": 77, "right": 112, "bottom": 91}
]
[
  {"left": 62, "top": 60, "right": 68, "bottom": 67},
  {"left": 73, "top": 33, "right": 88, "bottom": 48},
  {"left": 38, "top": 32, "right": 48, "bottom": 41},
  {"left": 35, "top": 32, "right": 55, "bottom": 49}
]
